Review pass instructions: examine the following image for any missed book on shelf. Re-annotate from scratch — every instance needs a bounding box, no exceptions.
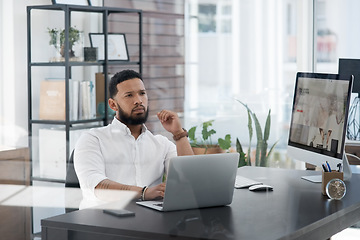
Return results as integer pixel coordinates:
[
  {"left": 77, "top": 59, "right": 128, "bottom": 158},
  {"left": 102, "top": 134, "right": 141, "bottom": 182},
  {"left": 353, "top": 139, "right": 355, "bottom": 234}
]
[
  {"left": 39, "top": 79, "right": 66, "bottom": 120},
  {"left": 79, "top": 80, "right": 95, "bottom": 120},
  {"left": 95, "top": 72, "right": 115, "bottom": 117},
  {"left": 39, "top": 79, "right": 96, "bottom": 121},
  {"left": 74, "top": 79, "right": 96, "bottom": 120},
  {"left": 70, "top": 79, "right": 80, "bottom": 121},
  {"left": 95, "top": 72, "right": 105, "bottom": 117}
]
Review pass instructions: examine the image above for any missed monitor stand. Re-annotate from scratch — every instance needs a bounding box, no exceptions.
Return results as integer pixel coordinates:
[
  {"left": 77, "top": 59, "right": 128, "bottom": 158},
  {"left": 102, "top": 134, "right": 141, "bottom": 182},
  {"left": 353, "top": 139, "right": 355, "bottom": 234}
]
[{"left": 301, "top": 154, "right": 352, "bottom": 183}]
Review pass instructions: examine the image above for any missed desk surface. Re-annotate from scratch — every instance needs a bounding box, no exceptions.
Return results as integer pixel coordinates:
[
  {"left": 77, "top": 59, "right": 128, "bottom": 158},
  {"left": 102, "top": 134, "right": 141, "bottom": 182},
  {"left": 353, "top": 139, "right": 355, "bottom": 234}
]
[{"left": 41, "top": 167, "right": 360, "bottom": 240}]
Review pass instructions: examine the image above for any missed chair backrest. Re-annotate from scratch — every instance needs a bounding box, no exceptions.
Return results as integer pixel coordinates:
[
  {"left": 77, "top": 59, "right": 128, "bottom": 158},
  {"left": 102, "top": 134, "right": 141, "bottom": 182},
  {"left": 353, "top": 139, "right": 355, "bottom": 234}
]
[{"left": 65, "top": 150, "right": 80, "bottom": 188}]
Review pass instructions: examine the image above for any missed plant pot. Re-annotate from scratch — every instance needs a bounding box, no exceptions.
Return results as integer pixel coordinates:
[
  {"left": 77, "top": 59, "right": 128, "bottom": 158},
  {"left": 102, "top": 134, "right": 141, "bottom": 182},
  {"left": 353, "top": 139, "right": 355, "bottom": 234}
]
[
  {"left": 192, "top": 146, "right": 225, "bottom": 155},
  {"left": 60, "top": 45, "right": 76, "bottom": 58}
]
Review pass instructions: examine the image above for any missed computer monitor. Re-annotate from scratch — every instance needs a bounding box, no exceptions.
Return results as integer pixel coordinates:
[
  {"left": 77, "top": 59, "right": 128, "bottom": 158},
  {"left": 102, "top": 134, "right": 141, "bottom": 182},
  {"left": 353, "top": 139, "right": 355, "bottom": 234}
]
[
  {"left": 339, "top": 58, "right": 360, "bottom": 94},
  {"left": 338, "top": 58, "right": 360, "bottom": 140},
  {"left": 287, "top": 72, "right": 353, "bottom": 181}
]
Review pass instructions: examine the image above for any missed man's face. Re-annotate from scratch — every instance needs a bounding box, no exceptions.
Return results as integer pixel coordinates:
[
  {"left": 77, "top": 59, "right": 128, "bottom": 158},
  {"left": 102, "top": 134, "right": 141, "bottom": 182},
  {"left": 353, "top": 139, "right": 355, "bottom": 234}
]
[{"left": 109, "top": 78, "right": 149, "bottom": 125}]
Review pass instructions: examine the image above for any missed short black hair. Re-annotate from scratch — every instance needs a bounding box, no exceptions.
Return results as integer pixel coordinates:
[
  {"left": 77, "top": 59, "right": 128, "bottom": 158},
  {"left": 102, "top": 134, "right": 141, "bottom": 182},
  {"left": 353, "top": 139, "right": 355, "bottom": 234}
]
[{"left": 109, "top": 69, "right": 143, "bottom": 98}]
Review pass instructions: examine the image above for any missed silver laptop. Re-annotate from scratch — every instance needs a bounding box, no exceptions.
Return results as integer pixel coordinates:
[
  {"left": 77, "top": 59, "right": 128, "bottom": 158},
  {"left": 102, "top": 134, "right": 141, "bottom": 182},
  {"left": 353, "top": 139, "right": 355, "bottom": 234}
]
[{"left": 136, "top": 152, "right": 239, "bottom": 211}]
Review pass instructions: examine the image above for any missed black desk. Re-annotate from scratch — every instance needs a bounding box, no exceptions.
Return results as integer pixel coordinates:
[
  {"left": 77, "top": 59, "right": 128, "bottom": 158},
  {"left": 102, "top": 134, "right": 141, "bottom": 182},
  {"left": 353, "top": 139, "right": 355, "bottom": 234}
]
[{"left": 41, "top": 167, "right": 360, "bottom": 240}]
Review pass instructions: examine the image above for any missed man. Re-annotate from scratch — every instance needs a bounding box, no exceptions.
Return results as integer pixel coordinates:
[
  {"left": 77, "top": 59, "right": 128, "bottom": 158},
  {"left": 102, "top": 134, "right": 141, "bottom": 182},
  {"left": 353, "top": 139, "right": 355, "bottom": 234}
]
[{"left": 74, "top": 69, "right": 193, "bottom": 203}]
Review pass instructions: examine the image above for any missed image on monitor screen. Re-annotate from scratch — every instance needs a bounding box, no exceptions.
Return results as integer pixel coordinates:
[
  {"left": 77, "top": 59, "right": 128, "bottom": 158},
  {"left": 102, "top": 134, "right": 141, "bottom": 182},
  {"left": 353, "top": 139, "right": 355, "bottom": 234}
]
[{"left": 288, "top": 72, "right": 353, "bottom": 173}]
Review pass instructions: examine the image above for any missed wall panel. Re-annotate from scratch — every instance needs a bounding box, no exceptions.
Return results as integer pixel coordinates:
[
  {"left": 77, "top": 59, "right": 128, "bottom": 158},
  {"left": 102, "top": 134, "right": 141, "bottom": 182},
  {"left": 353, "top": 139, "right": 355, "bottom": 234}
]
[{"left": 105, "top": 0, "right": 185, "bottom": 134}]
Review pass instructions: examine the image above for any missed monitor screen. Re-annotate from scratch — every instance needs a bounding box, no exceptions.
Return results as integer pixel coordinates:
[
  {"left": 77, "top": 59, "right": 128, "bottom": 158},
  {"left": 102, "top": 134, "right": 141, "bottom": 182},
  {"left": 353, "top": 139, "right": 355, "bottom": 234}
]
[
  {"left": 287, "top": 72, "right": 353, "bottom": 170},
  {"left": 338, "top": 58, "right": 360, "bottom": 94}
]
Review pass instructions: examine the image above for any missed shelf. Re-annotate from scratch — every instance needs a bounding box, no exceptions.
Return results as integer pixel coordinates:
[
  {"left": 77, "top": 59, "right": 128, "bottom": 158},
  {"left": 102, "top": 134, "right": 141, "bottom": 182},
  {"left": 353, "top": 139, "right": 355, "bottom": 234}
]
[
  {"left": 28, "top": 4, "right": 142, "bottom": 159},
  {"left": 27, "top": 4, "right": 142, "bottom": 239},
  {"left": 30, "top": 62, "right": 103, "bottom": 67},
  {"left": 108, "top": 61, "right": 141, "bottom": 66},
  {"left": 28, "top": 2, "right": 142, "bottom": 198},
  {"left": 28, "top": 4, "right": 141, "bottom": 14},
  {"left": 31, "top": 118, "right": 105, "bottom": 125},
  {"left": 30, "top": 61, "right": 141, "bottom": 67}
]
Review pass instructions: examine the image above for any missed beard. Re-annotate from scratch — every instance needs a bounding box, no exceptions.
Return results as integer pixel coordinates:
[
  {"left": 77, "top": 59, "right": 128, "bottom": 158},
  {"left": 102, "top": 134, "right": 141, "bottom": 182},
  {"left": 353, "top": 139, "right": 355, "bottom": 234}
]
[{"left": 116, "top": 103, "right": 149, "bottom": 125}]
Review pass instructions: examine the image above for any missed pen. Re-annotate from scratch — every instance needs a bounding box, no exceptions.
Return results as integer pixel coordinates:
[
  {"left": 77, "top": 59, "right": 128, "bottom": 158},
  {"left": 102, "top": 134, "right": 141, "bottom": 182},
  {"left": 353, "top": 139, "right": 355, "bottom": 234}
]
[
  {"left": 322, "top": 163, "right": 328, "bottom": 172},
  {"left": 326, "top": 161, "right": 332, "bottom": 172}
]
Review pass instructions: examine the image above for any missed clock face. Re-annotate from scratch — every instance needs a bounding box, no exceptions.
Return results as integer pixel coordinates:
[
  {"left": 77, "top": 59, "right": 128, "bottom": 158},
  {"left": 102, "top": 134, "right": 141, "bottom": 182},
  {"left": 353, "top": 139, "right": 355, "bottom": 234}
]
[{"left": 326, "top": 178, "right": 346, "bottom": 200}]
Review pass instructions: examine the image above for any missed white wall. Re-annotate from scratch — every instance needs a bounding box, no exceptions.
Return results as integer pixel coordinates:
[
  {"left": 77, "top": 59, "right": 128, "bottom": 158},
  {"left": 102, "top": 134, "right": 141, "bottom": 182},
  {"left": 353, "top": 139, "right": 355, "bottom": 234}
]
[
  {"left": 0, "top": 0, "right": 102, "bottom": 148},
  {"left": 0, "top": 0, "right": 49, "bottom": 148}
]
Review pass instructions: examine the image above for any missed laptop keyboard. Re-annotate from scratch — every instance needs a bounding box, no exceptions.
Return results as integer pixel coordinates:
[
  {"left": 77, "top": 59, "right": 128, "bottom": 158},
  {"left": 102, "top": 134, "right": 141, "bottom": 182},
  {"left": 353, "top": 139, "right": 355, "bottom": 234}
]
[
  {"left": 154, "top": 203, "right": 163, "bottom": 207},
  {"left": 234, "top": 175, "right": 262, "bottom": 189}
]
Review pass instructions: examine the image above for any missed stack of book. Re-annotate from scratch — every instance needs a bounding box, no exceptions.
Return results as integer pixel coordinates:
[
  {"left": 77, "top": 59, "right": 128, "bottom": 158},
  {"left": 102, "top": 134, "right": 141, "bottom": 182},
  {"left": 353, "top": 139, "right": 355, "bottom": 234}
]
[{"left": 39, "top": 78, "right": 96, "bottom": 121}]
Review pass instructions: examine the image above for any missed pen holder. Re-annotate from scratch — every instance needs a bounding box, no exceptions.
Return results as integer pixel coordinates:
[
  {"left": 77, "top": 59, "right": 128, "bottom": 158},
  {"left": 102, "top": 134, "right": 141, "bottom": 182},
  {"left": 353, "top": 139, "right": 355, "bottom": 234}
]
[{"left": 321, "top": 171, "right": 343, "bottom": 196}]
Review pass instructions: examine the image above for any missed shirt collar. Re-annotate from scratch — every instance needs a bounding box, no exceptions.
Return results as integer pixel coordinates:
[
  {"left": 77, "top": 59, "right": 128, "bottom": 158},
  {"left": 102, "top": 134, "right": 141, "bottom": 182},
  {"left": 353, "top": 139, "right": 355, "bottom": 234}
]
[{"left": 111, "top": 116, "right": 148, "bottom": 136}]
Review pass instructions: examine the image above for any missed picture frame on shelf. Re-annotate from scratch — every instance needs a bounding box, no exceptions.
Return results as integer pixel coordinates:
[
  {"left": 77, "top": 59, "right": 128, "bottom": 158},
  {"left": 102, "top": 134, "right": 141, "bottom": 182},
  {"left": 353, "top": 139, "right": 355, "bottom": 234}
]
[
  {"left": 52, "top": 0, "right": 92, "bottom": 5},
  {"left": 89, "top": 33, "right": 130, "bottom": 61}
]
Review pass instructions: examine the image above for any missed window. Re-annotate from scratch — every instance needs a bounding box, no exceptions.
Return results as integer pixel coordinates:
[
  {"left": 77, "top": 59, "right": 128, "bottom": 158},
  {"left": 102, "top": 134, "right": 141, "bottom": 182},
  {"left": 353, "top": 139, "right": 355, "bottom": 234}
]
[
  {"left": 185, "top": 0, "right": 360, "bottom": 168},
  {"left": 198, "top": 4, "right": 217, "bottom": 33}
]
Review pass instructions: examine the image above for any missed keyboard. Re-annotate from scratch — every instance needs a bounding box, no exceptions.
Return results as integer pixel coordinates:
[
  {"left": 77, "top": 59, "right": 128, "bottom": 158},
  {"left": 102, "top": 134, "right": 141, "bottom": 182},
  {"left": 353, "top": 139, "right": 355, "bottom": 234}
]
[{"left": 234, "top": 175, "right": 262, "bottom": 189}]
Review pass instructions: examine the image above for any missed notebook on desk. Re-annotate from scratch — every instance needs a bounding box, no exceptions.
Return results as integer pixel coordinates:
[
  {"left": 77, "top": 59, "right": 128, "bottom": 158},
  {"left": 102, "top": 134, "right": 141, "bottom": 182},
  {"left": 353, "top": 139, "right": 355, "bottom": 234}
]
[{"left": 136, "top": 152, "right": 239, "bottom": 212}]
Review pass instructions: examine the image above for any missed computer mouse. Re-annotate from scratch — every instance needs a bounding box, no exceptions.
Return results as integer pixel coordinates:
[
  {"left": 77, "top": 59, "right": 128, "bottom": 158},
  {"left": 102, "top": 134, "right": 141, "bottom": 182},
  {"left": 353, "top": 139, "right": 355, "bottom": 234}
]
[{"left": 249, "top": 184, "right": 273, "bottom": 191}]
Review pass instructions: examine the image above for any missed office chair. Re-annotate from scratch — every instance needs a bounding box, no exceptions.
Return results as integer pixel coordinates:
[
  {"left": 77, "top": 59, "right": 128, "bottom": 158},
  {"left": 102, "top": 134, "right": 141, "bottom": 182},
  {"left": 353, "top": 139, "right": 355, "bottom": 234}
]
[
  {"left": 65, "top": 150, "right": 80, "bottom": 212},
  {"left": 65, "top": 150, "right": 80, "bottom": 188}
]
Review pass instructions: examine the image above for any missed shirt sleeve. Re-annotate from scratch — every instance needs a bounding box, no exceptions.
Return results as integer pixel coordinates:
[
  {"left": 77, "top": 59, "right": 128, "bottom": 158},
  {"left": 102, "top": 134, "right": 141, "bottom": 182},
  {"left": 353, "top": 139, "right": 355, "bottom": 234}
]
[
  {"left": 160, "top": 136, "right": 177, "bottom": 176},
  {"left": 74, "top": 131, "right": 108, "bottom": 192}
]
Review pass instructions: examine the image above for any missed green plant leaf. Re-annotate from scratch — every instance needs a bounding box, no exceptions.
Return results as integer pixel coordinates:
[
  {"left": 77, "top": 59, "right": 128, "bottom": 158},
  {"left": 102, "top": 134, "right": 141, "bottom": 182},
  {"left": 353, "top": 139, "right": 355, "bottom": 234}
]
[
  {"left": 264, "top": 109, "right": 271, "bottom": 142},
  {"left": 265, "top": 140, "right": 279, "bottom": 162},
  {"left": 188, "top": 126, "right": 197, "bottom": 141},
  {"left": 260, "top": 141, "right": 268, "bottom": 167},
  {"left": 236, "top": 99, "right": 254, "bottom": 141},
  {"left": 236, "top": 98, "right": 279, "bottom": 167},
  {"left": 225, "top": 134, "right": 231, "bottom": 142},
  {"left": 201, "top": 120, "right": 216, "bottom": 142},
  {"left": 252, "top": 112, "right": 263, "bottom": 141},
  {"left": 236, "top": 138, "right": 247, "bottom": 167},
  {"left": 48, "top": 28, "right": 59, "bottom": 47},
  {"left": 236, "top": 138, "right": 243, "bottom": 153},
  {"left": 189, "top": 120, "right": 224, "bottom": 148},
  {"left": 203, "top": 129, "right": 216, "bottom": 141},
  {"left": 218, "top": 134, "right": 231, "bottom": 150},
  {"left": 238, "top": 151, "right": 247, "bottom": 167},
  {"left": 235, "top": 100, "right": 252, "bottom": 113},
  {"left": 246, "top": 111, "right": 253, "bottom": 166},
  {"left": 59, "top": 26, "right": 80, "bottom": 48},
  {"left": 246, "top": 109, "right": 253, "bottom": 141},
  {"left": 255, "top": 140, "right": 262, "bottom": 166},
  {"left": 203, "top": 119, "right": 214, "bottom": 128},
  {"left": 247, "top": 148, "right": 252, "bottom": 166}
]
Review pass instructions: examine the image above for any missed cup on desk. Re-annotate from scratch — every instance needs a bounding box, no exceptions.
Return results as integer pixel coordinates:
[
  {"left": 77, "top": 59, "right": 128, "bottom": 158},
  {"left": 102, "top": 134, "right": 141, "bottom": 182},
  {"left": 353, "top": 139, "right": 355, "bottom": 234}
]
[{"left": 321, "top": 171, "right": 346, "bottom": 200}]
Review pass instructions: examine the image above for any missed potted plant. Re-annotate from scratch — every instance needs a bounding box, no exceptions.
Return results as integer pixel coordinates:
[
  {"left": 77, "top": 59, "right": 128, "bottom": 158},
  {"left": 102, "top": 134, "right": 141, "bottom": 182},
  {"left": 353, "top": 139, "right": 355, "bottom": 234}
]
[
  {"left": 48, "top": 26, "right": 81, "bottom": 60},
  {"left": 235, "top": 100, "right": 278, "bottom": 167},
  {"left": 188, "top": 120, "right": 232, "bottom": 154}
]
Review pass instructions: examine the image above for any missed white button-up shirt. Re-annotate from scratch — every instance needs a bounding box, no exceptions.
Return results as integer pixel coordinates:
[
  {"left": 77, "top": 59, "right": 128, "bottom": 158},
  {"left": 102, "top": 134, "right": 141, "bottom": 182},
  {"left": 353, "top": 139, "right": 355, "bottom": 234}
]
[{"left": 74, "top": 117, "right": 177, "bottom": 193}]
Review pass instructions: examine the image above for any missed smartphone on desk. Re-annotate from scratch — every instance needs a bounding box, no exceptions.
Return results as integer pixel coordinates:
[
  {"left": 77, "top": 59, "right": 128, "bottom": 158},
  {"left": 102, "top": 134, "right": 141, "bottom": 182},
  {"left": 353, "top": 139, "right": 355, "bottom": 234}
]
[{"left": 103, "top": 209, "right": 135, "bottom": 217}]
